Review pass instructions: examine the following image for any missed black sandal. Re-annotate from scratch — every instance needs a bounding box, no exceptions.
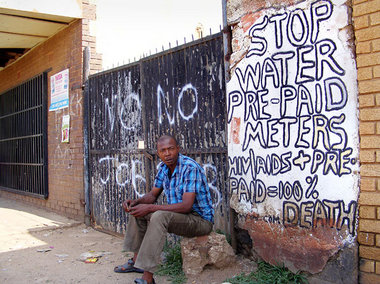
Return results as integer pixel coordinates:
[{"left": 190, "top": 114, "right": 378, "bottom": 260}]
[
  {"left": 134, "top": 277, "right": 156, "bottom": 284},
  {"left": 114, "top": 258, "right": 144, "bottom": 273}
]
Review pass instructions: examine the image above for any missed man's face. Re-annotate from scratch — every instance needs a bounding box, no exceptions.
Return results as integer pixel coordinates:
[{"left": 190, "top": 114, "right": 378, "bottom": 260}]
[{"left": 157, "top": 138, "right": 180, "bottom": 168}]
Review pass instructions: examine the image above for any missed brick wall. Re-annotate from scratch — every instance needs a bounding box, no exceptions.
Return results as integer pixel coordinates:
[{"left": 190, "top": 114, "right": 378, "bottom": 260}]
[
  {"left": 354, "top": 0, "right": 380, "bottom": 283},
  {"left": 82, "top": 0, "right": 102, "bottom": 74},
  {"left": 0, "top": 2, "right": 101, "bottom": 220},
  {"left": 0, "top": 20, "right": 85, "bottom": 220}
]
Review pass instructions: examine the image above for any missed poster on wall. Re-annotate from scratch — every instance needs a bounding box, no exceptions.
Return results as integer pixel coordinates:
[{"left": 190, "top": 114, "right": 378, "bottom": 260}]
[
  {"left": 61, "top": 115, "right": 70, "bottom": 143},
  {"left": 49, "top": 69, "right": 69, "bottom": 111}
]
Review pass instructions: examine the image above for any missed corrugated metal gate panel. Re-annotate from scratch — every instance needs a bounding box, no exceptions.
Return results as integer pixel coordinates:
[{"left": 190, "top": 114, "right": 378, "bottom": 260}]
[
  {"left": 89, "top": 64, "right": 142, "bottom": 150},
  {"left": 143, "top": 36, "right": 226, "bottom": 151},
  {"left": 142, "top": 35, "right": 229, "bottom": 231},
  {"left": 88, "top": 64, "right": 149, "bottom": 233},
  {"left": 87, "top": 33, "right": 228, "bottom": 234},
  {"left": 90, "top": 152, "right": 149, "bottom": 233}
]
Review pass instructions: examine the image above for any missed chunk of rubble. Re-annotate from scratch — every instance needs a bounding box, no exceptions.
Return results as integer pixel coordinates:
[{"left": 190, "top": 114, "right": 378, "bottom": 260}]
[{"left": 181, "top": 232, "right": 235, "bottom": 275}]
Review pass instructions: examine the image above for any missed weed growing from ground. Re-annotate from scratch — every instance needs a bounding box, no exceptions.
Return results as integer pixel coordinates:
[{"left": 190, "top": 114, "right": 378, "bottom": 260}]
[
  {"left": 156, "top": 242, "right": 187, "bottom": 284},
  {"left": 225, "top": 261, "right": 308, "bottom": 284}
]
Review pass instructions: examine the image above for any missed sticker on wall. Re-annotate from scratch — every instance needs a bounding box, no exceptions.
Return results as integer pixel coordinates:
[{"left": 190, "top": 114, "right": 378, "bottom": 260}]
[
  {"left": 49, "top": 69, "right": 69, "bottom": 111},
  {"left": 61, "top": 115, "right": 70, "bottom": 143}
]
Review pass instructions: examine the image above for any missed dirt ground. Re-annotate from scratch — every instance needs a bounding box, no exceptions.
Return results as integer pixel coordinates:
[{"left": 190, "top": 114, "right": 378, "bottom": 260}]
[{"left": 0, "top": 198, "right": 255, "bottom": 284}]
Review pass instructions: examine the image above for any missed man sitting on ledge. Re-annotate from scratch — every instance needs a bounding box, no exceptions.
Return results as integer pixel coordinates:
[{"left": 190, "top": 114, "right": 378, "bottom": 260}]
[{"left": 114, "top": 134, "right": 214, "bottom": 284}]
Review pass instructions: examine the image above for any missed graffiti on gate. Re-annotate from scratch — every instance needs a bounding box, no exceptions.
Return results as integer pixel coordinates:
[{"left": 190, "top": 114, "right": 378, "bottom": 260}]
[
  {"left": 102, "top": 72, "right": 142, "bottom": 134},
  {"left": 157, "top": 83, "right": 198, "bottom": 125},
  {"left": 96, "top": 156, "right": 222, "bottom": 208},
  {"left": 98, "top": 156, "right": 146, "bottom": 197}
]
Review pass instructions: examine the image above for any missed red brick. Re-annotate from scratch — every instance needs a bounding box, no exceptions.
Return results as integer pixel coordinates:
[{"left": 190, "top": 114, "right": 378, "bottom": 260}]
[
  {"left": 374, "top": 66, "right": 380, "bottom": 78},
  {"left": 358, "top": 67, "right": 374, "bottom": 81},
  {"left": 358, "top": 232, "right": 376, "bottom": 245},
  {"left": 359, "top": 79, "right": 380, "bottom": 93},
  {"left": 355, "top": 25, "right": 380, "bottom": 42},
  {"left": 360, "top": 122, "right": 376, "bottom": 134},
  {"left": 361, "top": 150, "right": 376, "bottom": 162},
  {"left": 375, "top": 94, "right": 380, "bottom": 105},
  {"left": 370, "top": 11, "right": 380, "bottom": 25},
  {"left": 360, "top": 259, "right": 375, "bottom": 272},
  {"left": 360, "top": 206, "right": 377, "bottom": 219},
  {"left": 376, "top": 261, "right": 380, "bottom": 274},
  {"left": 360, "top": 246, "right": 380, "bottom": 260},
  {"left": 360, "top": 136, "right": 380, "bottom": 149},
  {"left": 373, "top": 39, "right": 380, "bottom": 52},
  {"left": 376, "top": 234, "right": 380, "bottom": 246},
  {"left": 357, "top": 52, "right": 380, "bottom": 67},
  {"left": 361, "top": 177, "right": 377, "bottom": 191},
  {"left": 360, "top": 271, "right": 380, "bottom": 283},
  {"left": 360, "top": 192, "right": 380, "bottom": 205},
  {"left": 353, "top": 0, "right": 380, "bottom": 17},
  {"left": 355, "top": 14, "right": 370, "bottom": 29}
]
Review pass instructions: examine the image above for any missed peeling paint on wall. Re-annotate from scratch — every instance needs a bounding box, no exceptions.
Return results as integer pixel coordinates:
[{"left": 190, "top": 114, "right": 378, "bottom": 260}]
[{"left": 227, "top": 0, "right": 359, "bottom": 274}]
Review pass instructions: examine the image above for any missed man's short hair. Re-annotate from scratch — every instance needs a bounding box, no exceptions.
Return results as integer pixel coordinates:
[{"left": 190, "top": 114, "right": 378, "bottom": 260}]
[{"left": 157, "top": 134, "right": 178, "bottom": 146}]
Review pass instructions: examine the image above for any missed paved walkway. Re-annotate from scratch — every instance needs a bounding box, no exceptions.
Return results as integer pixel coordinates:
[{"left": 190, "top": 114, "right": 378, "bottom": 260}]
[
  {"left": 0, "top": 197, "right": 81, "bottom": 253},
  {"left": 0, "top": 196, "right": 170, "bottom": 284}
]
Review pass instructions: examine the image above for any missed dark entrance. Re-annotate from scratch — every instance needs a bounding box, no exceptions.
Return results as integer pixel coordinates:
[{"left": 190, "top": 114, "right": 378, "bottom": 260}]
[{"left": 0, "top": 73, "right": 48, "bottom": 198}]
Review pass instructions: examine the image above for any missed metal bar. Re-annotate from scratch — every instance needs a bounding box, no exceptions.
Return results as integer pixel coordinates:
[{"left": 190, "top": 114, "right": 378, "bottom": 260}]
[
  {"left": 83, "top": 46, "right": 92, "bottom": 225},
  {"left": 222, "top": 0, "right": 231, "bottom": 82},
  {"left": 0, "top": 162, "right": 44, "bottom": 166},
  {"left": 41, "top": 72, "right": 48, "bottom": 198},
  {"left": 140, "top": 60, "right": 151, "bottom": 191},
  {"left": 0, "top": 133, "right": 43, "bottom": 143},
  {"left": 89, "top": 149, "right": 150, "bottom": 155}
]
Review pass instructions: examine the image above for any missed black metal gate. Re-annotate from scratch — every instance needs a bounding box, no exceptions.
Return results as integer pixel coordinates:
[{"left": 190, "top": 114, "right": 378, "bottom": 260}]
[
  {"left": 86, "top": 33, "right": 228, "bottom": 234},
  {"left": 0, "top": 73, "right": 48, "bottom": 198}
]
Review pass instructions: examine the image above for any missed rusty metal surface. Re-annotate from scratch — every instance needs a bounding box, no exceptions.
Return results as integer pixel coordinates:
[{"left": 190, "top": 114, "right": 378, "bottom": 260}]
[{"left": 87, "top": 33, "right": 229, "bottom": 234}]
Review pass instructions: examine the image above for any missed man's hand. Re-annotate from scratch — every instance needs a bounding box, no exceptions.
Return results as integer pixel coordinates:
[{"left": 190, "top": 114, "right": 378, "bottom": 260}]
[
  {"left": 122, "top": 199, "right": 138, "bottom": 212},
  {"left": 129, "top": 204, "right": 152, "bottom": 218}
]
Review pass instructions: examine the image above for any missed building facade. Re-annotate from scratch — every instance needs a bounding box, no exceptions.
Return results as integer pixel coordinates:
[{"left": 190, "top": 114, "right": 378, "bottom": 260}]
[{"left": 0, "top": 0, "right": 101, "bottom": 220}]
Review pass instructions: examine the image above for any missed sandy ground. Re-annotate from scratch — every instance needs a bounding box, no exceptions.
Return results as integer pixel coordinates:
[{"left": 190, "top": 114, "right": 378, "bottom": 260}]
[{"left": 0, "top": 197, "right": 255, "bottom": 284}]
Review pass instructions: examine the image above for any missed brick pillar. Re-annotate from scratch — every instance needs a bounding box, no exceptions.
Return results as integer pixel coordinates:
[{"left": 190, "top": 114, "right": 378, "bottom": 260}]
[
  {"left": 353, "top": 0, "right": 380, "bottom": 283},
  {"left": 82, "top": 0, "right": 102, "bottom": 74}
]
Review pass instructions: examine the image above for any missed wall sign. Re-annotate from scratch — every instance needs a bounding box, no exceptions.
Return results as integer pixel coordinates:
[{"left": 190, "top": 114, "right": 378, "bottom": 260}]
[
  {"left": 49, "top": 69, "right": 69, "bottom": 111},
  {"left": 61, "top": 115, "right": 70, "bottom": 143},
  {"left": 227, "top": 0, "right": 359, "bottom": 236}
]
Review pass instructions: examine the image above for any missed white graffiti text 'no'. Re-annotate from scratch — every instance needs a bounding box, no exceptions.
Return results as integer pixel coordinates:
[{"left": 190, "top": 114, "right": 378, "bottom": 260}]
[
  {"left": 104, "top": 73, "right": 142, "bottom": 133},
  {"left": 157, "top": 83, "right": 198, "bottom": 125}
]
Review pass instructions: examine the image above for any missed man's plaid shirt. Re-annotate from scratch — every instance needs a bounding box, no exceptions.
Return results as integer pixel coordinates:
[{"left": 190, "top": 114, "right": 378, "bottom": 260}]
[{"left": 153, "top": 154, "right": 214, "bottom": 223}]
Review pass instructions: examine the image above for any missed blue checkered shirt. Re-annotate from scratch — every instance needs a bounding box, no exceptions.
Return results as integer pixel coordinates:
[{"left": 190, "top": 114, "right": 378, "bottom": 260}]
[{"left": 153, "top": 154, "right": 214, "bottom": 223}]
